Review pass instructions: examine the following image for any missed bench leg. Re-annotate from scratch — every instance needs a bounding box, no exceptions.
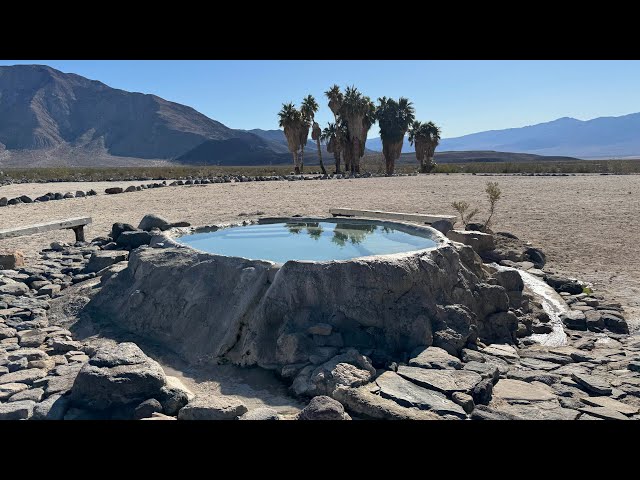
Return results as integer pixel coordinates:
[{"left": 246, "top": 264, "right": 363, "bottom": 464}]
[{"left": 71, "top": 226, "right": 85, "bottom": 242}]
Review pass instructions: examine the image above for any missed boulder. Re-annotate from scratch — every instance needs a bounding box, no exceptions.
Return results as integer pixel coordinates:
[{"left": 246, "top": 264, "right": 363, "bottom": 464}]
[
  {"left": 0, "top": 197, "right": 7, "bottom": 206},
  {"left": 446, "top": 229, "right": 495, "bottom": 253},
  {"left": 239, "top": 407, "right": 280, "bottom": 420},
  {"left": 471, "top": 378, "right": 494, "bottom": 405},
  {"left": 76, "top": 191, "right": 86, "bottom": 198},
  {"left": 177, "top": 395, "right": 247, "bottom": 420},
  {"left": 124, "top": 186, "right": 137, "bottom": 193},
  {"left": 0, "top": 251, "right": 25, "bottom": 269},
  {"left": 138, "top": 214, "right": 172, "bottom": 232},
  {"left": 39, "top": 284, "right": 61, "bottom": 297},
  {"left": 430, "top": 219, "right": 453, "bottom": 235},
  {"left": 133, "top": 398, "right": 163, "bottom": 419},
  {"left": 452, "top": 392, "right": 475, "bottom": 413},
  {"left": 105, "top": 187, "right": 123, "bottom": 194},
  {"left": 491, "top": 270, "right": 524, "bottom": 292},
  {"left": 110, "top": 223, "right": 137, "bottom": 242},
  {"left": 0, "top": 400, "right": 36, "bottom": 420},
  {"left": 408, "top": 346, "right": 462, "bottom": 370},
  {"left": 0, "top": 282, "right": 29, "bottom": 296},
  {"left": 561, "top": 311, "right": 587, "bottom": 331},
  {"left": 32, "top": 394, "right": 69, "bottom": 420},
  {"left": 158, "top": 376, "right": 194, "bottom": 415},
  {"left": 525, "top": 247, "right": 546, "bottom": 268},
  {"left": 70, "top": 342, "right": 166, "bottom": 410},
  {"left": 544, "top": 275, "right": 583, "bottom": 295},
  {"left": 297, "top": 395, "right": 351, "bottom": 420},
  {"left": 478, "top": 311, "right": 518, "bottom": 344},
  {"left": 602, "top": 314, "right": 629, "bottom": 334},
  {"left": 85, "top": 251, "right": 129, "bottom": 273},
  {"left": 116, "top": 231, "right": 153, "bottom": 249}
]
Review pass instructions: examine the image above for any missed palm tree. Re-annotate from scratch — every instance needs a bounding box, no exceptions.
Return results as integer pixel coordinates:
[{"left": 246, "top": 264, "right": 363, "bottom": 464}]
[
  {"left": 322, "top": 122, "right": 347, "bottom": 174},
  {"left": 409, "top": 121, "right": 441, "bottom": 173},
  {"left": 325, "top": 84, "right": 343, "bottom": 121},
  {"left": 376, "top": 97, "right": 415, "bottom": 175},
  {"left": 278, "top": 102, "right": 304, "bottom": 174},
  {"left": 339, "top": 86, "right": 375, "bottom": 174},
  {"left": 311, "top": 122, "right": 327, "bottom": 175}
]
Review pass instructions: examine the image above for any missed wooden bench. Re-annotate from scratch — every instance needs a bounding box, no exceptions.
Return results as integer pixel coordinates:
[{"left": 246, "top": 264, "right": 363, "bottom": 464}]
[
  {"left": 0, "top": 217, "right": 92, "bottom": 242},
  {"left": 329, "top": 208, "right": 456, "bottom": 224}
]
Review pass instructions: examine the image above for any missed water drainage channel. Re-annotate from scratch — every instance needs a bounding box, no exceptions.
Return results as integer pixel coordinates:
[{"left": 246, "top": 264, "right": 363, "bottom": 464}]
[{"left": 492, "top": 264, "right": 569, "bottom": 347}]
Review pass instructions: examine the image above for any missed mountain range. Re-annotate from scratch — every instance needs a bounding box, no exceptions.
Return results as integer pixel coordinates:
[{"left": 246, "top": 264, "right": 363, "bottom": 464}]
[{"left": 0, "top": 64, "right": 638, "bottom": 167}]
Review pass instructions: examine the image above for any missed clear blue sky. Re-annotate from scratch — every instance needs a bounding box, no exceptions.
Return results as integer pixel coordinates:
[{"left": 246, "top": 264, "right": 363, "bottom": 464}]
[{"left": 2, "top": 60, "right": 640, "bottom": 138}]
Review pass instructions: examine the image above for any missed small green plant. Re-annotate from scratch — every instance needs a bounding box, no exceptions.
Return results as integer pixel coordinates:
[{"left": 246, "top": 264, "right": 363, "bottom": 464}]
[
  {"left": 582, "top": 286, "right": 593, "bottom": 295},
  {"left": 451, "top": 181, "right": 502, "bottom": 230},
  {"left": 451, "top": 201, "right": 480, "bottom": 228}
]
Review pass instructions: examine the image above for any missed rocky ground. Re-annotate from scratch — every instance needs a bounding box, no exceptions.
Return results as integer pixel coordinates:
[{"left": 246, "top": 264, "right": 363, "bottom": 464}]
[{"left": 1, "top": 213, "right": 639, "bottom": 420}]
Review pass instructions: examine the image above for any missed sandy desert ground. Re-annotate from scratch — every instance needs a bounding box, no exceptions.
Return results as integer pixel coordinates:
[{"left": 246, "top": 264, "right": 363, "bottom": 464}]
[{"left": 1, "top": 174, "right": 639, "bottom": 330}]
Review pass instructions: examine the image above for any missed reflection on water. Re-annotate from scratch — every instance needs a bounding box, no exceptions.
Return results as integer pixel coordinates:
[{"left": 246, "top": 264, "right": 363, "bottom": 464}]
[
  {"left": 178, "top": 221, "right": 438, "bottom": 263},
  {"left": 287, "top": 222, "right": 380, "bottom": 246}
]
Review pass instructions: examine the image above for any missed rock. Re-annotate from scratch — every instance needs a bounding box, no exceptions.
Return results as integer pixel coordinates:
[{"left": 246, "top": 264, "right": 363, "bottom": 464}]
[
  {"left": 70, "top": 342, "right": 166, "bottom": 410},
  {"left": 332, "top": 384, "right": 442, "bottom": 420},
  {"left": 544, "top": 275, "right": 583, "bottom": 295},
  {"left": 430, "top": 219, "right": 453, "bottom": 235},
  {"left": 124, "top": 186, "right": 137, "bottom": 193},
  {"left": 446, "top": 230, "right": 495, "bottom": 253},
  {"left": 307, "top": 323, "right": 332, "bottom": 336},
  {"left": 581, "top": 396, "right": 639, "bottom": 415},
  {"left": 602, "top": 314, "right": 629, "bottom": 334},
  {"left": 482, "top": 343, "right": 519, "bottom": 360},
  {"left": 7, "top": 348, "right": 48, "bottom": 362},
  {"left": 519, "top": 358, "right": 561, "bottom": 371},
  {"left": 375, "top": 371, "right": 467, "bottom": 418},
  {"left": 585, "top": 311, "right": 605, "bottom": 331},
  {"left": 492, "top": 379, "right": 556, "bottom": 402},
  {"left": 32, "top": 394, "right": 69, "bottom": 420},
  {"left": 140, "top": 412, "right": 176, "bottom": 420},
  {"left": 471, "top": 378, "right": 494, "bottom": 404},
  {"left": 9, "top": 387, "right": 44, "bottom": 402},
  {"left": 85, "top": 243, "right": 509, "bottom": 370},
  {"left": 110, "top": 223, "right": 137, "bottom": 242},
  {"left": 397, "top": 365, "right": 483, "bottom": 395},
  {"left": 578, "top": 406, "right": 629, "bottom": 420},
  {"left": 8, "top": 357, "right": 28, "bottom": 372},
  {"left": 493, "top": 402, "right": 580, "bottom": 420},
  {"left": 133, "top": 398, "right": 163, "bottom": 419},
  {"left": 85, "top": 251, "right": 129, "bottom": 273},
  {"left": 571, "top": 373, "right": 612, "bottom": 395},
  {"left": 470, "top": 405, "right": 523, "bottom": 420},
  {"left": 76, "top": 190, "right": 86, "bottom": 198},
  {"left": 491, "top": 270, "right": 524, "bottom": 292},
  {"left": 48, "top": 338, "right": 83, "bottom": 353},
  {"left": 105, "top": 187, "right": 123, "bottom": 194},
  {"left": 291, "top": 350, "right": 376, "bottom": 397},
  {"left": 138, "top": 214, "right": 172, "bottom": 232},
  {"left": 525, "top": 247, "right": 546, "bottom": 268},
  {"left": 519, "top": 349, "right": 573, "bottom": 365},
  {"left": 0, "top": 400, "right": 36, "bottom": 420},
  {"left": 478, "top": 311, "right": 517, "bottom": 345},
  {"left": 506, "top": 369, "right": 560, "bottom": 385},
  {"left": 297, "top": 395, "right": 350, "bottom": 420},
  {"left": 0, "top": 282, "right": 29, "bottom": 296},
  {"left": 39, "top": 284, "right": 61, "bottom": 297},
  {"left": 629, "top": 361, "right": 640, "bottom": 373},
  {"left": 0, "top": 251, "right": 25, "bottom": 269},
  {"left": 560, "top": 310, "right": 586, "bottom": 330},
  {"left": 0, "top": 326, "right": 17, "bottom": 339},
  {"left": 158, "top": 376, "right": 194, "bottom": 415},
  {"left": 0, "top": 368, "right": 47, "bottom": 385},
  {"left": 177, "top": 395, "right": 248, "bottom": 420},
  {"left": 116, "top": 231, "right": 153, "bottom": 249},
  {"left": 0, "top": 382, "right": 29, "bottom": 400},
  {"left": 463, "top": 361, "right": 500, "bottom": 383},
  {"left": 408, "top": 346, "right": 462, "bottom": 370},
  {"left": 239, "top": 407, "right": 280, "bottom": 420},
  {"left": 0, "top": 197, "right": 6, "bottom": 206},
  {"left": 452, "top": 392, "right": 475, "bottom": 413}
]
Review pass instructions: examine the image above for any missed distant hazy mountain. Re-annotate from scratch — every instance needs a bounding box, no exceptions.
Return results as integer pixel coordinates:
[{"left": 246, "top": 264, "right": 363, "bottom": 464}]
[{"left": 366, "top": 114, "right": 640, "bottom": 158}]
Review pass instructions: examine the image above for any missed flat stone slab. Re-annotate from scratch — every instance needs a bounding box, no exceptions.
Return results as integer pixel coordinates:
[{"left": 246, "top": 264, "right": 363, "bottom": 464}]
[
  {"left": 519, "top": 358, "right": 561, "bottom": 371},
  {"left": 375, "top": 371, "right": 466, "bottom": 418},
  {"left": 0, "top": 368, "right": 47, "bottom": 385},
  {"left": 397, "top": 366, "right": 482, "bottom": 394},
  {"left": 519, "top": 350, "right": 574, "bottom": 365},
  {"left": 0, "top": 399, "right": 36, "bottom": 420},
  {"left": 0, "top": 382, "right": 29, "bottom": 401},
  {"left": 333, "top": 384, "right": 442, "bottom": 420},
  {"left": 482, "top": 344, "right": 520, "bottom": 360},
  {"left": 506, "top": 369, "right": 561, "bottom": 385},
  {"left": 409, "top": 346, "right": 462, "bottom": 370},
  {"left": 498, "top": 402, "right": 580, "bottom": 420},
  {"left": 492, "top": 379, "right": 556, "bottom": 403},
  {"left": 578, "top": 406, "right": 629, "bottom": 420},
  {"left": 463, "top": 361, "right": 500, "bottom": 382},
  {"left": 580, "top": 396, "right": 639, "bottom": 415},
  {"left": 178, "top": 395, "right": 248, "bottom": 420},
  {"left": 571, "top": 373, "right": 612, "bottom": 395}
]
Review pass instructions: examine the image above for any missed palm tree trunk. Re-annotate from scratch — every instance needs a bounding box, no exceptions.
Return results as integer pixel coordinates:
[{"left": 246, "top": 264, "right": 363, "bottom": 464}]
[
  {"left": 352, "top": 137, "right": 358, "bottom": 174},
  {"left": 334, "top": 151, "right": 341, "bottom": 174},
  {"left": 316, "top": 139, "right": 327, "bottom": 175},
  {"left": 298, "top": 146, "right": 305, "bottom": 174},
  {"left": 293, "top": 151, "right": 300, "bottom": 175}
]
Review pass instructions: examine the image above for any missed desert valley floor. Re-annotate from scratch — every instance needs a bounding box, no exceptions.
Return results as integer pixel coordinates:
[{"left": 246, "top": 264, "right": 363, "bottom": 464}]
[{"left": 1, "top": 173, "right": 638, "bottom": 331}]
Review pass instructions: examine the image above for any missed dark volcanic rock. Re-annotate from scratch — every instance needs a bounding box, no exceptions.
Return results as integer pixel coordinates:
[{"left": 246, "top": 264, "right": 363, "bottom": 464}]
[
  {"left": 116, "top": 231, "right": 153, "bottom": 249},
  {"left": 138, "top": 214, "right": 172, "bottom": 232},
  {"left": 110, "top": 223, "right": 137, "bottom": 242},
  {"left": 297, "top": 395, "right": 350, "bottom": 420},
  {"left": 70, "top": 342, "right": 166, "bottom": 410}
]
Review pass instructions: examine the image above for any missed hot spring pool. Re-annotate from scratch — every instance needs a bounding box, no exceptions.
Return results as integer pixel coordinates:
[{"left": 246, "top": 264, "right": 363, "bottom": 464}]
[{"left": 176, "top": 219, "right": 440, "bottom": 263}]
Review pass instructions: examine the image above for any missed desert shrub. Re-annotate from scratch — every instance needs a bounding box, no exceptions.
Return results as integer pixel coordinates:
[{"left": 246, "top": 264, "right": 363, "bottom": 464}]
[{"left": 451, "top": 181, "right": 502, "bottom": 229}]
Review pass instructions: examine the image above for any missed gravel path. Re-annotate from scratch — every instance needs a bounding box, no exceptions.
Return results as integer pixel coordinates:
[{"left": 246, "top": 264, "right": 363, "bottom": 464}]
[{"left": 1, "top": 174, "right": 638, "bottom": 329}]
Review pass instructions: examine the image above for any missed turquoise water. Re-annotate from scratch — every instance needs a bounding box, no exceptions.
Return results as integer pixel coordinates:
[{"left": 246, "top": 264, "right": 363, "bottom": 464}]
[{"left": 177, "top": 221, "right": 438, "bottom": 263}]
